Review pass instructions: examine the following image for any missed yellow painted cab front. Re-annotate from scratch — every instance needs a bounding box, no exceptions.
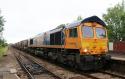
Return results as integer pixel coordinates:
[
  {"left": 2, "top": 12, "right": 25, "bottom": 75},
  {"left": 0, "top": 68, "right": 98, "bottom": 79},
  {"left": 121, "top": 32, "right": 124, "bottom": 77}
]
[{"left": 80, "top": 22, "right": 108, "bottom": 55}]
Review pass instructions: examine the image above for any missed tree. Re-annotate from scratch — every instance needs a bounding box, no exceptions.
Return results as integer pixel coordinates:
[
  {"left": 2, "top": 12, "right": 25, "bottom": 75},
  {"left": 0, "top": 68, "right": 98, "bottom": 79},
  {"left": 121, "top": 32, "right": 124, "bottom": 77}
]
[
  {"left": 77, "top": 16, "right": 83, "bottom": 21},
  {"left": 103, "top": 1, "right": 125, "bottom": 41},
  {"left": 0, "top": 11, "right": 4, "bottom": 33},
  {"left": 0, "top": 39, "right": 7, "bottom": 47},
  {"left": 0, "top": 10, "right": 5, "bottom": 46}
]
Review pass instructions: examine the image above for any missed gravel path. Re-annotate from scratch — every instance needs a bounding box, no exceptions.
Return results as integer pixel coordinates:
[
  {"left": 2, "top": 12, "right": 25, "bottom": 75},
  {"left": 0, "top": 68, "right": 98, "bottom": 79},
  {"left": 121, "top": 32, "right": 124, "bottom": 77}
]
[{"left": 0, "top": 47, "right": 27, "bottom": 79}]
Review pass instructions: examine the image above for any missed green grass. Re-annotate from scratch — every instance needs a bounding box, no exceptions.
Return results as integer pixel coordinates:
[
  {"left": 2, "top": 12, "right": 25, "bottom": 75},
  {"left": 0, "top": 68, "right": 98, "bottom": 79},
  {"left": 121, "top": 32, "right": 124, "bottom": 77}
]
[{"left": 0, "top": 46, "right": 8, "bottom": 58}]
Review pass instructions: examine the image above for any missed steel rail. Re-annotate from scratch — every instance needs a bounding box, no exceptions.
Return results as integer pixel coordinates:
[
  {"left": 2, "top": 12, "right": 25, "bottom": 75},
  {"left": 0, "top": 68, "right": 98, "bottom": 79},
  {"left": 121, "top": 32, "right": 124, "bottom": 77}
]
[
  {"left": 80, "top": 72, "right": 101, "bottom": 79},
  {"left": 98, "top": 70, "right": 125, "bottom": 79}
]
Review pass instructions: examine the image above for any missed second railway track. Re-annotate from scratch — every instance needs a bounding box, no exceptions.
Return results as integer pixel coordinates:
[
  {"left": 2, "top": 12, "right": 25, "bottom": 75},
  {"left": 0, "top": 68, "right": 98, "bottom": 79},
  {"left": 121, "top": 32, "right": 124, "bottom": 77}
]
[{"left": 84, "top": 70, "right": 125, "bottom": 79}]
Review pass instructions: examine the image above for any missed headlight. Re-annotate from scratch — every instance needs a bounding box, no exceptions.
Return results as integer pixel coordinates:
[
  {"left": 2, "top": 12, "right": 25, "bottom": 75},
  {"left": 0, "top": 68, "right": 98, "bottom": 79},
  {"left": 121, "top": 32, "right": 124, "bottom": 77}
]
[{"left": 84, "top": 48, "right": 88, "bottom": 52}]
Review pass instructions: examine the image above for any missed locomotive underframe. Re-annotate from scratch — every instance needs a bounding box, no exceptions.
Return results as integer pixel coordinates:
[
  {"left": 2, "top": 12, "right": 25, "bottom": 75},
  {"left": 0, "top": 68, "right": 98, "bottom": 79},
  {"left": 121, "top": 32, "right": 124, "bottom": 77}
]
[{"left": 24, "top": 47, "right": 110, "bottom": 70}]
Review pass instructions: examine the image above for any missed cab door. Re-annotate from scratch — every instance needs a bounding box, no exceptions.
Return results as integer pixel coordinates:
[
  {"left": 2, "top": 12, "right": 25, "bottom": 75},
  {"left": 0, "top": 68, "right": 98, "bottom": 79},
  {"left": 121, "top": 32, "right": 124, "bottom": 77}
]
[{"left": 65, "top": 27, "right": 79, "bottom": 49}]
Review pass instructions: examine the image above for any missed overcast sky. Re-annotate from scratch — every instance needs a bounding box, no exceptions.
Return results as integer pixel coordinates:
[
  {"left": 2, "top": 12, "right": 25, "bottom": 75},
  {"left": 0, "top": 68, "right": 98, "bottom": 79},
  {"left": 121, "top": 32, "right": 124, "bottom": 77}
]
[{"left": 0, "top": 0, "right": 122, "bottom": 43}]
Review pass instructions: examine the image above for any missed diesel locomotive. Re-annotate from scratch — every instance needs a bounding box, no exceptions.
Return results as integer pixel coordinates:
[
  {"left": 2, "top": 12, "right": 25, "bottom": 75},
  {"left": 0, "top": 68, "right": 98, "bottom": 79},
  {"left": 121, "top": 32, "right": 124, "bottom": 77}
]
[{"left": 14, "top": 16, "right": 110, "bottom": 70}]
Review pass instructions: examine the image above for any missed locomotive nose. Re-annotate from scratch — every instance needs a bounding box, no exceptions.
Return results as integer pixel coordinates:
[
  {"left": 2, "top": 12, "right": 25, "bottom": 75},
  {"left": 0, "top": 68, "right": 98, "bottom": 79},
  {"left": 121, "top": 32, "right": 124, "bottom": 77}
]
[{"left": 81, "top": 39, "right": 108, "bottom": 55}]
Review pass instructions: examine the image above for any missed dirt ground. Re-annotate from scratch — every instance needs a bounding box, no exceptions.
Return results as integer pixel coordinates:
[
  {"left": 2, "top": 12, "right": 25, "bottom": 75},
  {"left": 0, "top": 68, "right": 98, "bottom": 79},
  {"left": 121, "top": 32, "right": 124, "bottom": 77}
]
[{"left": 0, "top": 47, "right": 27, "bottom": 79}]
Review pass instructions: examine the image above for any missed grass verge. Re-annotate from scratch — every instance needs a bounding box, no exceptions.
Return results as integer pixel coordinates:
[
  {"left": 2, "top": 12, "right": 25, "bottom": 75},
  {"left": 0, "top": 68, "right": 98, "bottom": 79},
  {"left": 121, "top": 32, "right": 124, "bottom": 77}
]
[{"left": 0, "top": 46, "right": 8, "bottom": 58}]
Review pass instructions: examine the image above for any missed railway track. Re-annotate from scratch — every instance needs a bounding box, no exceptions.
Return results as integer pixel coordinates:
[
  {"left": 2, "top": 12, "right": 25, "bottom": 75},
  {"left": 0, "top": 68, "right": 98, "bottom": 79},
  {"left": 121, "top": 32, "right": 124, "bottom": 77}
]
[
  {"left": 15, "top": 54, "right": 35, "bottom": 79},
  {"left": 14, "top": 52, "right": 63, "bottom": 79},
  {"left": 13, "top": 47, "right": 125, "bottom": 79},
  {"left": 85, "top": 70, "right": 125, "bottom": 79}
]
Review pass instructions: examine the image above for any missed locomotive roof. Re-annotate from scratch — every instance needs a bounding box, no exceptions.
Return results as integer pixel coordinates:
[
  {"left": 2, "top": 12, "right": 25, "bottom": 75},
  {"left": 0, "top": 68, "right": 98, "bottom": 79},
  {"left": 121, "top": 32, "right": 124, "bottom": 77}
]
[{"left": 66, "top": 16, "right": 106, "bottom": 28}]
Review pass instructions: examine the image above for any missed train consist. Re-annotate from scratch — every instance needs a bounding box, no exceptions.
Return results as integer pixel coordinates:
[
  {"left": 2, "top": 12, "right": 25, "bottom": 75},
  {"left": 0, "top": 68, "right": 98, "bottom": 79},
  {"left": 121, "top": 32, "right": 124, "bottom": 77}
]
[{"left": 14, "top": 16, "right": 110, "bottom": 70}]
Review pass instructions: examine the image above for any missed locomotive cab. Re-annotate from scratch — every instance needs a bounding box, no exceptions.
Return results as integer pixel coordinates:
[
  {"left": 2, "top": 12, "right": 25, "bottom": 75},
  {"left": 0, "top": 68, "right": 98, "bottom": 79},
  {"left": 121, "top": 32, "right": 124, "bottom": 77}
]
[
  {"left": 80, "top": 22, "right": 108, "bottom": 55},
  {"left": 65, "top": 16, "right": 110, "bottom": 70},
  {"left": 65, "top": 16, "right": 109, "bottom": 56}
]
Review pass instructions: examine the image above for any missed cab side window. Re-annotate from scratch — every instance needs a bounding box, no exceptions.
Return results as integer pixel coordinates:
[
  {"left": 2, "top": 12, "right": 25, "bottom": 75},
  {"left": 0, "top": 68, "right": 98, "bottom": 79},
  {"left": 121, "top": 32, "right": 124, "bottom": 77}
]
[
  {"left": 30, "top": 39, "right": 33, "bottom": 45},
  {"left": 69, "top": 28, "right": 78, "bottom": 37}
]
